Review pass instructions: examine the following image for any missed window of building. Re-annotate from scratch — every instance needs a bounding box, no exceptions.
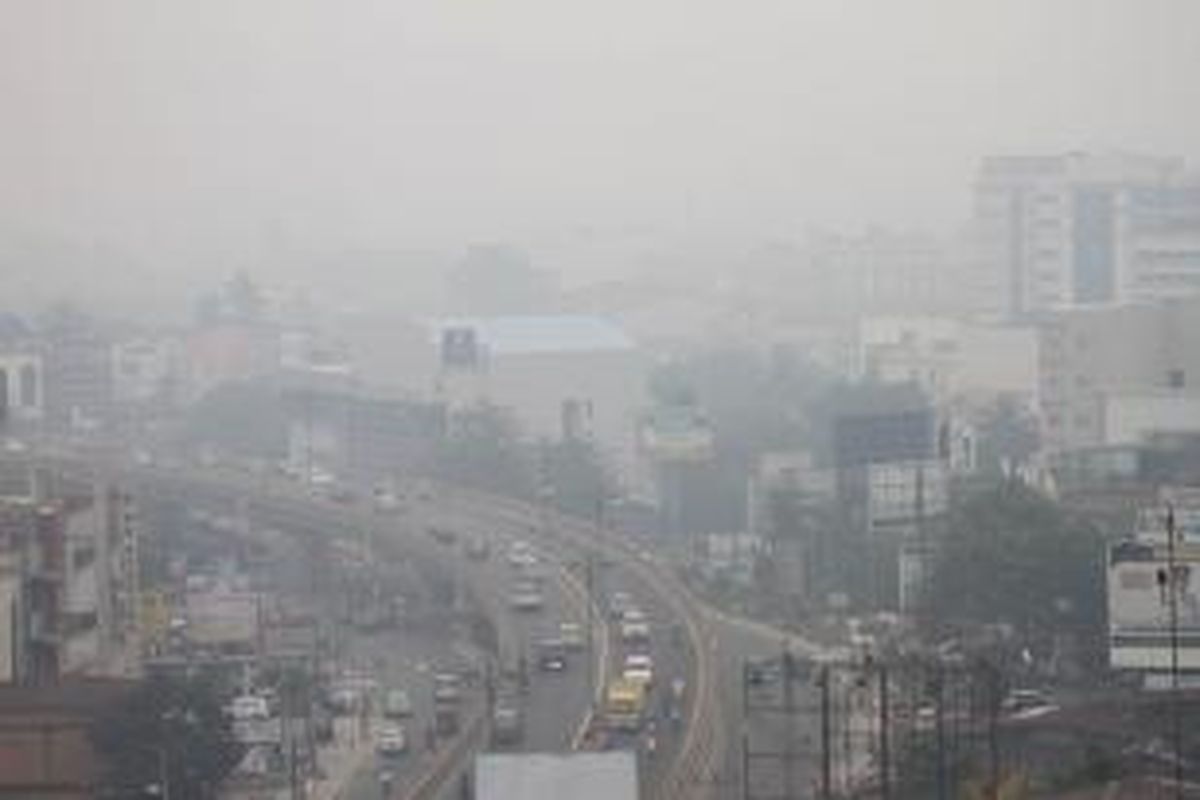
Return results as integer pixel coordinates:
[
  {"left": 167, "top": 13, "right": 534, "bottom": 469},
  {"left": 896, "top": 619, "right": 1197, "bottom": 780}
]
[{"left": 18, "top": 363, "right": 36, "bottom": 407}]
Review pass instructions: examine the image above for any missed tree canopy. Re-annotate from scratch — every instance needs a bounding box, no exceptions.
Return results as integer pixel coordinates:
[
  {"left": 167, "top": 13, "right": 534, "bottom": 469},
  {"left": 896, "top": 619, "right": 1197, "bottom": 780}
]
[
  {"left": 91, "top": 673, "right": 242, "bottom": 800},
  {"left": 922, "top": 480, "right": 1105, "bottom": 640}
]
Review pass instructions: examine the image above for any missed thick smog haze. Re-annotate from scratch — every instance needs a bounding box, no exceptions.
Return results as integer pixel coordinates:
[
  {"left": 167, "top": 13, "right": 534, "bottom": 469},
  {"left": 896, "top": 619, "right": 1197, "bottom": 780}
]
[
  {"left": 7, "top": 6, "right": 1200, "bottom": 795},
  {"left": 2, "top": 0, "right": 1199, "bottom": 291}
]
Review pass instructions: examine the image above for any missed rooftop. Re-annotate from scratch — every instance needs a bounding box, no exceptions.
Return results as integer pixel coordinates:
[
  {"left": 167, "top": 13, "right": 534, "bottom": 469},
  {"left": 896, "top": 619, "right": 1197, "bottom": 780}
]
[
  {"left": 436, "top": 315, "right": 635, "bottom": 355},
  {"left": 474, "top": 752, "right": 637, "bottom": 800}
]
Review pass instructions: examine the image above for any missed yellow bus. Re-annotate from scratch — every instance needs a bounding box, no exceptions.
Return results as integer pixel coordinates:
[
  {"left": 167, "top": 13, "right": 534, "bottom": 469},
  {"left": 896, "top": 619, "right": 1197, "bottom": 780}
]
[{"left": 604, "top": 678, "right": 647, "bottom": 732}]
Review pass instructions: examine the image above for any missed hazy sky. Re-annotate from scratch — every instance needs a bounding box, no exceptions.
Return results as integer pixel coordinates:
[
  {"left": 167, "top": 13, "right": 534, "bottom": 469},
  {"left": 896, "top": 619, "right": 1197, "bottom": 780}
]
[{"left": 2, "top": 0, "right": 1199, "bottom": 269}]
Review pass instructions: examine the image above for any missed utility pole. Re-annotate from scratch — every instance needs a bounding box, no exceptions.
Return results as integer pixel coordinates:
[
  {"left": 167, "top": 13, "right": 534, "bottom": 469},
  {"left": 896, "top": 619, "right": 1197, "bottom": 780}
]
[
  {"left": 820, "top": 665, "right": 832, "bottom": 800},
  {"left": 987, "top": 664, "right": 1000, "bottom": 800},
  {"left": 879, "top": 664, "right": 891, "bottom": 800},
  {"left": 742, "top": 649, "right": 819, "bottom": 800},
  {"left": 157, "top": 745, "right": 170, "bottom": 800},
  {"left": 783, "top": 647, "right": 797, "bottom": 799},
  {"left": 935, "top": 664, "right": 948, "bottom": 800},
  {"left": 1166, "top": 504, "right": 1184, "bottom": 799},
  {"left": 741, "top": 661, "right": 751, "bottom": 800},
  {"left": 585, "top": 553, "right": 595, "bottom": 709}
]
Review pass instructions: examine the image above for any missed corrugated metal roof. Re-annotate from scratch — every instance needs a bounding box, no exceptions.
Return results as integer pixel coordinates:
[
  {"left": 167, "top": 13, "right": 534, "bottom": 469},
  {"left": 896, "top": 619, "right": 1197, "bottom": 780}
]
[
  {"left": 437, "top": 315, "right": 635, "bottom": 355},
  {"left": 475, "top": 752, "right": 638, "bottom": 800}
]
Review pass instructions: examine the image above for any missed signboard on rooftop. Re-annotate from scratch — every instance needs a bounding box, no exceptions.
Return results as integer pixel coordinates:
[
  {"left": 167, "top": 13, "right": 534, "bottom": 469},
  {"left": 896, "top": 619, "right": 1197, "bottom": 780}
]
[{"left": 641, "top": 407, "right": 714, "bottom": 463}]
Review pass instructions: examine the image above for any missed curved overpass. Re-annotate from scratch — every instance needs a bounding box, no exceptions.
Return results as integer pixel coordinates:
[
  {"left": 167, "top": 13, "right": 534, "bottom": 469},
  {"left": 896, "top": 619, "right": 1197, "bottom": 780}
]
[{"left": 38, "top": 452, "right": 723, "bottom": 800}]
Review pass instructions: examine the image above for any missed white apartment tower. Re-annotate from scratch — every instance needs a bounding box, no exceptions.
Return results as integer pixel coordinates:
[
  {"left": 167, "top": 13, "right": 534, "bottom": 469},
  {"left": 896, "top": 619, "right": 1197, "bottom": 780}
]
[{"left": 974, "top": 152, "right": 1200, "bottom": 316}]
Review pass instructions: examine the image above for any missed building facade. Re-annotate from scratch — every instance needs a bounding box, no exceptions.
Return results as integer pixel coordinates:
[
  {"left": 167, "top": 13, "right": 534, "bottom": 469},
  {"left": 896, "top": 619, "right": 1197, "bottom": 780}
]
[
  {"left": 974, "top": 152, "right": 1200, "bottom": 316},
  {"left": 1038, "top": 295, "right": 1200, "bottom": 455},
  {"left": 0, "top": 464, "right": 138, "bottom": 685},
  {"left": 434, "top": 316, "right": 648, "bottom": 489}
]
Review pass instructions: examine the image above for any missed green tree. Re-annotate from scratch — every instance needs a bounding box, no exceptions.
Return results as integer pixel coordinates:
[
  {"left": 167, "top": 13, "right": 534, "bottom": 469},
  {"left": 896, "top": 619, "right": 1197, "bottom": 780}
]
[
  {"left": 91, "top": 673, "right": 242, "bottom": 800},
  {"left": 537, "top": 438, "right": 612, "bottom": 517},
  {"left": 431, "top": 403, "right": 534, "bottom": 496},
  {"left": 973, "top": 397, "right": 1040, "bottom": 475},
  {"left": 922, "top": 480, "right": 1105, "bottom": 642}
]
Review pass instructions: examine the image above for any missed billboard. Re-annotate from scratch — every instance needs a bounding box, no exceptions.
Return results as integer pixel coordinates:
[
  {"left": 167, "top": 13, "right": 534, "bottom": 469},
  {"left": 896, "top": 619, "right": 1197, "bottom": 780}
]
[
  {"left": 1108, "top": 538, "right": 1200, "bottom": 670},
  {"left": 186, "top": 590, "right": 259, "bottom": 646},
  {"left": 440, "top": 327, "right": 480, "bottom": 370},
  {"left": 641, "top": 407, "right": 714, "bottom": 464}
]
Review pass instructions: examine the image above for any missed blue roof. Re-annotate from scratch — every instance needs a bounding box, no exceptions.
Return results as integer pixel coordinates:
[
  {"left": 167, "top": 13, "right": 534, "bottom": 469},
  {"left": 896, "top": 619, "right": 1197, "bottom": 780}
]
[{"left": 438, "top": 315, "right": 635, "bottom": 355}]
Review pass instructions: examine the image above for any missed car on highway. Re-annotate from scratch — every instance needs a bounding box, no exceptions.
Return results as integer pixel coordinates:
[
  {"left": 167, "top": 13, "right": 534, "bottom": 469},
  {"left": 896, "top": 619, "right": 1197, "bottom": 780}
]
[
  {"left": 622, "top": 653, "right": 654, "bottom": 686},
  {"left": 464, "top": 535, "right": 491, "bottom": 561},
  {"left": 558, "top": 622, "right": 586, "bottom": 652},
  {"left": 509, "top": 581, "right": 545, "bottom": 612},
  {"left": 608, "top": 591, "right": 634, "bottom": 620},
  {"left": 435, "top": 706, "right": 459, "bottom": 737},
  {"left": 428, "top": 526, "right": 458, "bottom": 546},
  {"left": 384, "top": 688, "right": 413, "bottom": 719},
  {"left": 1002, "top": 688, "right": 1055, "bottom": 716},
  {"left": 745, "top": 659, "right": 781, "bottom": 687},
  {"left": 376, "top": 724, "right": 408, "bottom": 756},
  {"left": 229, "top": 695, "right": 270, "bottom": 721},
  {"left": 535, "top": 637, "right": 569, "bottom": 672},
  {"left": 492, "top": 701, "right": 524, "bottom": 745},
  {"left": 326, "top": 686, "right": 359, "bottom": 714},
  {"left": 373, "top": 487, "right": 403, "bottom": 514},
  {"left": 433, "top": 672, "right": 462, "bottom": 705},
  {"left": 620, "top": 610, "right": 651, "bottom": 646}
]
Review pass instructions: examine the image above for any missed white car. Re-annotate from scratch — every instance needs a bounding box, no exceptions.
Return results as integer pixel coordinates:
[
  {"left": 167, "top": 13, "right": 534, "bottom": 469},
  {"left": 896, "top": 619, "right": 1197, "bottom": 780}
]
[
  {"left": 507, "top": 546, "right": 538, "bottom": 570},
  {"left": 376, "top": 724, "right": 408, "bottom": 756},
  {"left": 623, "top": 654, "right": 654, "bottom": 686},
  {"left": 230, "top": 695, "right": 270, "bottom": 721}
]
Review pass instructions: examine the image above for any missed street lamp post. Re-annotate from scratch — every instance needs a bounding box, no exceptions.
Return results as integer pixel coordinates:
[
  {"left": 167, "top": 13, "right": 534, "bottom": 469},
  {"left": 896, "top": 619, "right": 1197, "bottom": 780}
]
[{"left": 1163, "top": 504, "right": 1184, "bottom": 799}]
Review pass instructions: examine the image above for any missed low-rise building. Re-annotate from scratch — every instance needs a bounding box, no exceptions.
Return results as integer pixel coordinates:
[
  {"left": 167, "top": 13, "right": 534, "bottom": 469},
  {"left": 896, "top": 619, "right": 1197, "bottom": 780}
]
[
  {"left": 1107, "top": 487, "right": 1200, "bottom": 680},
  {"left": 0, "top": 465, "right": 139, "bottom": 685},
  {"left": 434, "top": 315, "right": 648, "bottom": 489},
  {"left": 1038, "top": 295, "right": 1200, "bottom": 455},
  {"left": 0, "top": 679, "right": 131, "bottom": 799}
]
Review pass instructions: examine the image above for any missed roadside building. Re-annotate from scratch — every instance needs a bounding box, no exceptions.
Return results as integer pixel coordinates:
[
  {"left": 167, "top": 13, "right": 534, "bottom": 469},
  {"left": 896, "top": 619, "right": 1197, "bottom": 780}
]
[
  {"left": 434, "top": 315, "right": 648, "bottom": 489},
  {"left": 0, "top": 679, "right": 130, "bottom": 799},
  {"left": 281, "top": 380, "right": 440, "bottom": 485},
  {"left": 1038, "top": 295, "right": 1200, "bottom": 456},
  {"left": 0, "top": 467, "right": 139, "bottom": 685},
  {"left": 185, "top": 321, "right": 280, "bottom": 404},
  {"left": 828, "top": 383, "right": 949, "bottom": 611},
  {"left": 110, "top": 333, "right": 185, "bottom": 415},
  {"left": 1107, "top": 488, "right": 1200, "bottom": 684},
  {"left": 41, "top": 329, "right": 113, "bottom": 434}
]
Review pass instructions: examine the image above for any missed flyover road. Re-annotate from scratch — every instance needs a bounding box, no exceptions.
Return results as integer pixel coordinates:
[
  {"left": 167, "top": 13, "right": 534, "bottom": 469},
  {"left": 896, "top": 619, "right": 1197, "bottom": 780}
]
[
  {"left": 423, "top": 486, "right": 724, "bottom": 800},
  {"left": 35, "top": 448, "right": 715, "bottom": 800},
  {"left": 37, "top": 453, "right": 695, "bottom": 798}
]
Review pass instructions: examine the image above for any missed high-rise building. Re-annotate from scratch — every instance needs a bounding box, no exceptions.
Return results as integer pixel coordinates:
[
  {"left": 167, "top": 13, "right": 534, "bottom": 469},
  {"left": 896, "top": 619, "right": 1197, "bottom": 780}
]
[{"left": 973, "top": 152, "right": 1200, "bottom": 315}]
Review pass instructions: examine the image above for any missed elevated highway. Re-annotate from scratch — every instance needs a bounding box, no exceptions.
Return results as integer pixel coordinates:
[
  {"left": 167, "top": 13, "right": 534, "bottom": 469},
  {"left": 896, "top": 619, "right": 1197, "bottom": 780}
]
[{"left": 36, "top": 451, "right": 724, "bottom": 800}]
